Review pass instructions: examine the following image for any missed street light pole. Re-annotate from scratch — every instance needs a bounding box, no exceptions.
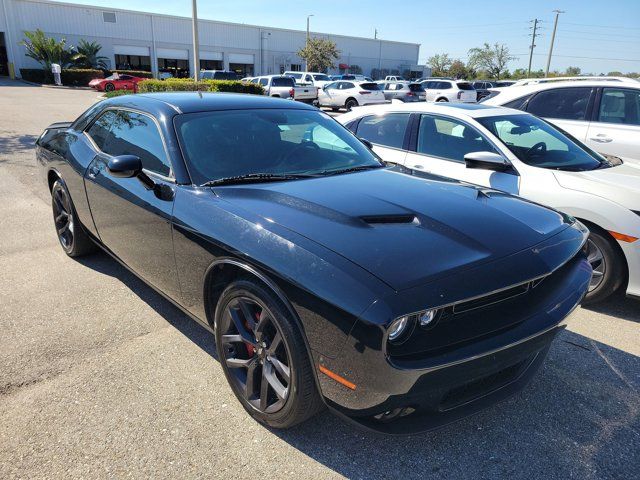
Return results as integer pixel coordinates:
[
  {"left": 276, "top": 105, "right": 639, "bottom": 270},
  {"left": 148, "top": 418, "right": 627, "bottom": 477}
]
[
  {"left": 191, "top": 0, "right": 200, "bottom": 81},
  {"left": 545, "top": 9, "right": 564, "bottom": 77},
  {"left": 306, "top": 14, "right": 314, "bottom": 71}
]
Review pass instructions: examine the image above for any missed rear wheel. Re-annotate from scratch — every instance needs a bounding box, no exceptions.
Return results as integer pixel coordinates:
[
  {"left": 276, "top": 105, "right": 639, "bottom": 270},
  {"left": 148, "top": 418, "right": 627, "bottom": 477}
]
[
  {"left": 51, "top": 179, "right": 96, "bottom": 257},
  {"left": 104, "top": 83, "right": 115, "bottom": 92},
  {"left": 345, "top": 98, "right": 358, "bottom": 111},
  {"left": 331, "top": 107, "right": 340, "bottom": 112},
  {"left": 436, "top": 97, "right": 448, "bottom": 102},
  {"left": 583, "top": 229, "right": 626, "bottom": 304},
  {"left": 215, "top": 279, "right": 323, "bottom": 428}
]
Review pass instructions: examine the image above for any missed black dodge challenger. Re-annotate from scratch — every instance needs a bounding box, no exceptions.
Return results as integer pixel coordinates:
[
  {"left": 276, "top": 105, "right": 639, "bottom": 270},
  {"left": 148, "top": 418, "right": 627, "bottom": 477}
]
[{"left": 36, "top": 93, "right": 592, "bottom": 434}]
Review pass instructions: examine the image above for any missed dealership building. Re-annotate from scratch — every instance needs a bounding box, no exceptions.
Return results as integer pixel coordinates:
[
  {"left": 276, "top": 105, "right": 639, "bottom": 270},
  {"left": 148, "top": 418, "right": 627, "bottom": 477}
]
[{"left": 0, "top": 0, "right": 428, "bottom": 79}]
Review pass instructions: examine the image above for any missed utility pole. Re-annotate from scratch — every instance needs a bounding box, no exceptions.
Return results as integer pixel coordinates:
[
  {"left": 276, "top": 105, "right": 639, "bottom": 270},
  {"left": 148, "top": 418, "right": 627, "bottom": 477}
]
[
  {"left": 306, "top": 14, "right": 314, "bottom": 71},
  {"left": 545, "top": 9, "right": 564, "bottom": 77},
  {"left": 528, "top": 19, "right": 540, "bottom": 77},
  {"left": 191, "top": 0, "right": 200, "bottom": 81},
  {"left": 374, "top": 28, "right": 378, "bottom": 39}
]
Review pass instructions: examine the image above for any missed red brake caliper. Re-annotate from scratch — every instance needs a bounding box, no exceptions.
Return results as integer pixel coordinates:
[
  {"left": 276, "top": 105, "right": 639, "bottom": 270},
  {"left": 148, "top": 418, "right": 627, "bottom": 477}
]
[{"left": 244, "top": 312, "right": 261, "bottom": 357}]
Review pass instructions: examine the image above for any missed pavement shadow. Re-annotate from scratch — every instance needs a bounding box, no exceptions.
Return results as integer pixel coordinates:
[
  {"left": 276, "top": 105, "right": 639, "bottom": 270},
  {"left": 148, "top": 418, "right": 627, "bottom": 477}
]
[
  {"left": 583, "top": 291, "right": 640, "bottom": 324},
  {"left": 75, "top": 250, "right": 218, "bottom": 361},
  {"left": 75, "top": 251, "right": 639, "bottom": 479},
  {"left": 0, "top": 133, "right": 38, "bottom": 156}
]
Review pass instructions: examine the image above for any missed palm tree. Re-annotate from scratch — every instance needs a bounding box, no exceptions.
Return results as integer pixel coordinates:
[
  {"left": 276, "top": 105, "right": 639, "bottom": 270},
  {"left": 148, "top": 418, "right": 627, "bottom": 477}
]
[
  {"left": 72, "top": 40, "right": 109, "bottom": 69},
  {"left": 20, "top": 29, "right": 74, "bottom": 71}
]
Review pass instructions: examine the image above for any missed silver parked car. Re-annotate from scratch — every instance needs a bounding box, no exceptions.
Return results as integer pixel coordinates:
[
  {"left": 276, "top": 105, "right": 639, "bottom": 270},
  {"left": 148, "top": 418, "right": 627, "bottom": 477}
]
[{"left": 381, "top": 82, "right": 426, "bottom": 102}]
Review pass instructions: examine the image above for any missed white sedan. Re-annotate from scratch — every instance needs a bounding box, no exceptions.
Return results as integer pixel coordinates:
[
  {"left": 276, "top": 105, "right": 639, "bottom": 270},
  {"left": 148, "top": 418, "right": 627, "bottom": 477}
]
[
  {"left": 339, "top": 102, "right": 640, "bottom": 304},
  {"left": 317, "top": 81, "right": 386, "bottom": 112}
]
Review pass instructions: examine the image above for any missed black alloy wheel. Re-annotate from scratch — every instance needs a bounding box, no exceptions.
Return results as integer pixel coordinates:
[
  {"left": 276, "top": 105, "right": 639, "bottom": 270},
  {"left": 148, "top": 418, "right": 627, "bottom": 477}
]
[
  {"left": 215, "top": 279, "right": 323, "bottom": 428},
  {"left": 104, "top": 83, "right": 115, "bottom": 92},
  {"left": 345, "top": 98, "right": 358, "bottom": 111},
  {"left": 220, "top": 295, "right": 291, "bottom": 413},
  {"left": 582, "top": 229, "right": 625, "bottom": 305},
  {"left": 51, "top": 179, "right": 96, "bottom": 257}
]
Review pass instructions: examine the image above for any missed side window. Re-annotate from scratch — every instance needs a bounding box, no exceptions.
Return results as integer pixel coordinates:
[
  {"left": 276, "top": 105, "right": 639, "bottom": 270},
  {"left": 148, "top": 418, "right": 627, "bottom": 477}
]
[
  {"left": 526, "top": 87, "right": 592, "bottom": 120},
  {"left": 503, "top": 94, "right": 534, "bottom": 111},
  {"left": 598, "top": 88, "right": 640, "bottom": 126},
  {"left": 258, "top": 78, "right": 268, "bottom": 86},
  {"left": 439, "top": 82, "right": 452, "bottom": 90},
  {"left": 87, "top": 110, "right": 171, "bottom": 176},
  {"left": 425, "top": 81, "right": 435, "bottom": 89},
  {"left": 417, "top": 114, "right": 498, "bottom": 162},
  {"left": 342, "top": 82, "right": 355, "bottom": 90},
  {"left": 355, "top": 113, "right": 411, "bottom": 149}
]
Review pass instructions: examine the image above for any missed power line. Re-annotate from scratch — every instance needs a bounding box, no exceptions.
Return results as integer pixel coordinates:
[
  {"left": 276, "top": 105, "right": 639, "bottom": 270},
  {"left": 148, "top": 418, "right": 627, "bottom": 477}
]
[
  {"left": 423, "top": 21, "right": 529, "bottom": 30},
  {"left": 558, "top": 29, "right": 640, "bottom": 39},
  {"left": 563, "top": 22, "right": 640, "bottom": 30},
  {"left": 531, "top": 53, "right": 640, "bottom": 62},
  {"left": 556, "top": 35, "right": 640, "bottom": 44}
]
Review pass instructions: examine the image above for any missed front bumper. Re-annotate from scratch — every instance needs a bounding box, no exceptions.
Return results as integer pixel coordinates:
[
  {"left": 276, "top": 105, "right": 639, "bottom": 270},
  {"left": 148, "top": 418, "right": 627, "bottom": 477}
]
[
  {"left": 317, "top": 247, "right": 591, "bottom": 434},
  {"left": 620, "top": 239, "right": 640, "bottom": 298}
]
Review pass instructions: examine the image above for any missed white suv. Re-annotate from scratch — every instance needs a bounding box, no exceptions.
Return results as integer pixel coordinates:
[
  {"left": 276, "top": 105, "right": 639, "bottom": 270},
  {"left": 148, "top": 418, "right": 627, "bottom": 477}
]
[
  {"left": 316, "top": 80, "right": 386, "bottom": 111},
  {"left": 422, "top": 79, "right": 477, "bottom": 103},
  {"left": 481, "top": 78, "right": 640, "bottom": 164}
]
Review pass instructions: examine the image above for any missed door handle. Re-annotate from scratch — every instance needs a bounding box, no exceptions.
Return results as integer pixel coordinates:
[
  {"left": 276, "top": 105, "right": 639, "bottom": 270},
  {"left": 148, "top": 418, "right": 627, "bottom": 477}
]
[
  {"left": 589, "top": 135, "right": 612, "bottom": 143},
  {"left": 413, "top": 165, "right": 425, "bottom": 169}
]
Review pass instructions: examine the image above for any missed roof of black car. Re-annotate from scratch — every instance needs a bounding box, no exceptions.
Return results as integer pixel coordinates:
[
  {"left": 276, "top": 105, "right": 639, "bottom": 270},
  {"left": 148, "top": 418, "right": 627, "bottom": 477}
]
[{"left": 122, "top": 92, "right": 317, "bottom": 114}]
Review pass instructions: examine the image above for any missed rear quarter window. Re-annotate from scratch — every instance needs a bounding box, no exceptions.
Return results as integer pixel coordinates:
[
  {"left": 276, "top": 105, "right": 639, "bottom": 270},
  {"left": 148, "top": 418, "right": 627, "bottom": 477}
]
[
  {"left": 355, "top": 113, "right": 411, "bottom": 149},
  {"left": 457, "top": 82, "right": 475, "bottom": 90},
  {"left": 360, "top": 83, "right": 380, "bottom": 91}
]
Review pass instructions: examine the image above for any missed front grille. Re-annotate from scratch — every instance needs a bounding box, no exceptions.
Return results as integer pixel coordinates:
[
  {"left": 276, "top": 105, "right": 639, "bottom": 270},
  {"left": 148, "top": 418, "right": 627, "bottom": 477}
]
[{"left": 451, "top": 278, "right": 544, "bottom": 314}]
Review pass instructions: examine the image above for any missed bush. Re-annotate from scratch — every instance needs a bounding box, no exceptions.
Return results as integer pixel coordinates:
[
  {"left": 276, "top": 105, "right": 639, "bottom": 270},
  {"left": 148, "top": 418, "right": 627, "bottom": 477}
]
[
  {"left": 112, "top": 69, "right": 153, "bottom": 78},
  {"left": 104, "top": 90, "right": 133, "bottom": 98},
  {"left": 20, "top": 68, "right": 50, "bottom": 84},
  {"left": 61, "top": 68, "right": 103, "bottom": 86},
  {"left": 137, "top": 78, "right": 264, "bottom": 95}
]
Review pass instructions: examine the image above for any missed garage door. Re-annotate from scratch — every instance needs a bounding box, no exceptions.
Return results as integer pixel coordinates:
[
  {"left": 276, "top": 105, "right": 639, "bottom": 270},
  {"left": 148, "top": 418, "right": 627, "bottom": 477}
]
[
  {"left": 228, "top": 53, "right": 254, "bottom": 64},
  {"left": 157, "top": 48, "right": 188, "bottom": 60},
  {"left": 200, "top": 51, "right": 223, "bottom": 61},
  {"left": 114, "top": 45, "right": 150, "bottom": 56}
]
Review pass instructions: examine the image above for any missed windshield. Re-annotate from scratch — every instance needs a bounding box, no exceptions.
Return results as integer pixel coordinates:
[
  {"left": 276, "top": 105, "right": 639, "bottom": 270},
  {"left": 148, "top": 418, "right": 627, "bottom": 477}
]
[
  {"left": 272, "top": 77, "right": 295, "bottom": 87},
  {"left": 360, "top": 83, "right": 381, "bottom": 91},
  {"left": 478, "top": 114, "right": 606, "bottom": 171},
  {"left": 287, "top": 73, "right": 303, "bottom": 80},
  {"left": 176, "top": 109, "right": 383, "bottom": 185},
  {"left": 312, "top": 74, "right": 330, "bottom": 81}
]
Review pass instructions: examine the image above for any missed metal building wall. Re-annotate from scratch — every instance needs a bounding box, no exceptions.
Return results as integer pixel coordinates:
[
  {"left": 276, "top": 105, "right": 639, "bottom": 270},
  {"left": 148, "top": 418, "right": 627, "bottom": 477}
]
[{"left": 5, "top": 0, "right": 421, "bottom": 78}]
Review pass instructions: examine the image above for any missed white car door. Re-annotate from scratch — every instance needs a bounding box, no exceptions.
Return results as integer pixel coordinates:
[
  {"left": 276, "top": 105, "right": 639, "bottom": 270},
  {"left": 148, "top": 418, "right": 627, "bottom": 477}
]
[
  {"left": 585, "top": 87, "right": 640, "bottom": 163},
  {"left": 403, "top": 113, "right": 520, "bottom": 193},
  {"left": 352, "top": 113, "right": 411, "bottom": 165},
  {"left": 525, "top": 86, "right": 594, "bottom": 143},
  {"left": 319, "top": 82, "right": 339, "bottom": 106}
]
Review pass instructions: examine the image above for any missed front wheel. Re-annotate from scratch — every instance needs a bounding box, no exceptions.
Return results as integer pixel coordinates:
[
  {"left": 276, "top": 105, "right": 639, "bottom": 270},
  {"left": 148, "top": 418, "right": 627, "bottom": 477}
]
[
  {"left": 345, "top": 98, "right": 358, "bottom": 111},
  {"left": 582, "top": 229, "right": 626, "bottom": 304},
  {"left": 104, "top": 83, "right": 115, "bottom": 92},
  {"left": 51, "top": 179, "right": 96, "bottom": 257},
  {"left": 215, "top": 279, "right": 323, "bottom": 428},
  {"left": 436, "top": 97, "right": 448, "bottom": 102}
]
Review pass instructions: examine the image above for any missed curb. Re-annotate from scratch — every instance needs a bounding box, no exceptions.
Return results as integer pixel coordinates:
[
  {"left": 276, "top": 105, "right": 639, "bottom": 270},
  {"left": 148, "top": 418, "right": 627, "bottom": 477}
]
[{"left": 18, "top": 79, "right": 93, "bottom": 90}]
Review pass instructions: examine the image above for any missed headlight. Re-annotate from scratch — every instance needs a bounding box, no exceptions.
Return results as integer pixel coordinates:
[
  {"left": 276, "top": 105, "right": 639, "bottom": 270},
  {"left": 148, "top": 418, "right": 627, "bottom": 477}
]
[
  {"left": 388, "top": 316, "right": 410, "bottom": 342},
  {"left": 417, "top": 309, "right": 438, "bottom": 327}
]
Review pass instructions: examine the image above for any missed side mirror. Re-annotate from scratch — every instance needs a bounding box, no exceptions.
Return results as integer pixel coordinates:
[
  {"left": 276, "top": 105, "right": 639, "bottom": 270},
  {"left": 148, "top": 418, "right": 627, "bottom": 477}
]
[
  {"left": 107, "top": 155, "right": 142, "bottom": 178},
  {"left": 359, "top": 138, "right": 373, "bottom": 149},
  {"left": 464, "top": 151, "right": 510, "bottom": 172}
]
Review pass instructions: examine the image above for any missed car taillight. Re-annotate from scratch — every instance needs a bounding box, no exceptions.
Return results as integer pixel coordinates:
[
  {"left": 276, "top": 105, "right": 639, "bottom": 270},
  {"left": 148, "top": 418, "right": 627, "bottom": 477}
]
[
  {"left": 359, "top": 91, "right": 371, "bottom": 94},
  {"left": 457, "top": 91, "right": 463, "bottom": 99},
  {"left": 289, "top": 88, "right": 295, "bottom": 97},
  {"left": 407, "top": 92, "right": 415, "bottom": 96}
]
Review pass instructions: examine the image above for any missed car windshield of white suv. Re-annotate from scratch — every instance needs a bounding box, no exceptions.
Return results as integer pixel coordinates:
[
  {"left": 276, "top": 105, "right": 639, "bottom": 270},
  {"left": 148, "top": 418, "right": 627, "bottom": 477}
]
[
  {"left": 176, "top": 109, "right": 383, "bottom": 185},
  {"left": 312, "top": 74, "right": 330, "bottom": 81},
  {"left": 478, "top": 114, "right": 607, "bottom": 171}
]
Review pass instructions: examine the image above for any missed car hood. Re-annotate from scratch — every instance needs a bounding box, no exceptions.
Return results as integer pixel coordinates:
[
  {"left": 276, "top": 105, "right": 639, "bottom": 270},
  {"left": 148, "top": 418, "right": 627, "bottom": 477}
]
[
  {"left": 214, "top": 168, "right": 571, "bottom": 291},
  {"left": 553, "top": 162, "right": 640, "bottom": 209}
]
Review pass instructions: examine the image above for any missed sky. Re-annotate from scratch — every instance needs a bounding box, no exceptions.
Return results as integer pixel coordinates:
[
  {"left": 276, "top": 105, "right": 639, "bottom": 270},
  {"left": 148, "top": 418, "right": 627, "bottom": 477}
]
[{"left": 52, "top": 0, "right": 640, "bottom": 74}]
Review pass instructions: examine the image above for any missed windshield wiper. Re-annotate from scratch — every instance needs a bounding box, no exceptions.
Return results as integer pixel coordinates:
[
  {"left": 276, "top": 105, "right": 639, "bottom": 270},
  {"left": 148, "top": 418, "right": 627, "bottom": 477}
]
[
  {"left": 203, "top": 173, "right": 316, "bottom": 186},
  {"left": 317, "top": 164, "right": 384, "bottom": 176}
]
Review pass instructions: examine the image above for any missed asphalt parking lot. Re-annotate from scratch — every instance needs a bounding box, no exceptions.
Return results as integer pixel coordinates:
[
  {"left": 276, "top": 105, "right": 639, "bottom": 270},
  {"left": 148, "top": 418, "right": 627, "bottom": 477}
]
[{"left": 0, "top": 78, "right": 638, "bottom": 479}]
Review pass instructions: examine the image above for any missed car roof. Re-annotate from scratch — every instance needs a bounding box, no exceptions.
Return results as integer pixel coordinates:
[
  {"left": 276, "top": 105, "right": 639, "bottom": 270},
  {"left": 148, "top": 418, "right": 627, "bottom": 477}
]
[
  {"left": 487, "top": 79, "right": 640, "bottom": 104},
  {"left": 105, "top": 92, "right": 317, "bottom": 114},
  {"left": 340, "top": 101, "right": 525, "bottom": 120}
]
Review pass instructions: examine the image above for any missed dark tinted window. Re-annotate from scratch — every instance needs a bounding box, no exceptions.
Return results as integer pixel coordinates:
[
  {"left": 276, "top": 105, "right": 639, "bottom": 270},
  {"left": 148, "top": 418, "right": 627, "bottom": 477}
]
[
  {"left": 457, "top": 82, "right": 475, "bottom": 90},
  {"left": 438, "top": 82, "right": 452, "bottom": 90},
  {"left": 360, "top": 83, "right": 380, "bottom": 91},
  {"left": 502, "top": 94, "right": 533, "bottom": 110},
  {"left": 176, "top": 109, "right": 381, "bottom": 185},
  {"left": 272, "top": 77, "right": 295, "bottom": 87},
  {"left": 408, "top": 83, "right": 424, "bottom": 92},
  {"left": 201, "top": 71, "right": 213, "bottom": 79},
  {"left": 87, "top": 110, "right": 171, "bottom": 176},
  {"left": 258, "top": 78, "right": 268, "bottom": 86},
  {"left": 526, "top": 87, "right": 592, "bottom": 120},
  {"left": 355, "top": 113, "right": 411, "bottom": 149},
  {"left": 214, "top": 71, "right": 238, "bottom": 80},
  {"left": 417, "top": 114, "right": 498, "bottom": 162},
  {"left": 598, "top": 88, "right": 640, "bottom": 126},
  {"left": 341, "top": 82, "right": 355, "bottom": 89},
  {"left": 342, "top": 75, "right": 356, "bottom": 80},
  {"left": 424, "top": 81, "right": 436, "bottom": 89}
]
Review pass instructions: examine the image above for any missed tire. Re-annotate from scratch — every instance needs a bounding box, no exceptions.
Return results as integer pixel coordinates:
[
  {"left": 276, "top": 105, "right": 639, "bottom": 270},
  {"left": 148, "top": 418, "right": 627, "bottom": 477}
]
[
  {"left": 331, "top": 107, "right": 340, "bottom": 112},
  {"left": 436, "top": 97, "right": 448, "bottom": 102},
  {"left": 345, "top": 98, "right": 358, "bottom": 111},
  {"left": 582, "top": 228, "right": 626, "bottom": 304},
  {"left": 214, "top": 279, "right": 323, "bottom": 428},
  {"left": 104, "top": 83, "right": 115, "bottom": 92},
  {"left": 51, "top": 179, "right": 97, "bottom": 257}
]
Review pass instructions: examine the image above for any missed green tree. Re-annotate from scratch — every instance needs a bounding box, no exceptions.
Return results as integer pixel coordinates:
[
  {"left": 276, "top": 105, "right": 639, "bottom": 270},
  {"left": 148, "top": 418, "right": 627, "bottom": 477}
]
[
  {"left": 20, "top": 29, "right": 74, "bottom": 71},
  {"left": 296, "top": 37, "right": 340, "bottom": 73},
  {"left": 73, "top": 39, "right": 108, "bottom": 69},
  {"left": 607, "top": 71, "right": 624, "bottom": 76},
  {"left": 467, "top": 43, "right": 515, "bottom": 80},
  {"left": 427, "top": 53, "right": 452, "bottom": 77},
  {"left": 448, "top": 59, "right": 469, "bottom": 79},
  {"left": 564, "top": 66, "right": 581, "bottom": 76}
]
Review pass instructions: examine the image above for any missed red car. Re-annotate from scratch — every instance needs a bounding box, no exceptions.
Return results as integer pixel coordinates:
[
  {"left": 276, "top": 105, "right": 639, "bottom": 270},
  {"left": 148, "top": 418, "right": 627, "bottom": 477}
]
[{"left": 89, "top": 74, "right": 144, "bottom": 92}]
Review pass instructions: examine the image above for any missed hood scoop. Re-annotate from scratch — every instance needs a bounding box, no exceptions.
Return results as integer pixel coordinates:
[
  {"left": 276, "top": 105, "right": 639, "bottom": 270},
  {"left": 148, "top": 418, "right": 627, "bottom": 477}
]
[{"left": 360, "top": 214, "right": 419, "bottom": 225}]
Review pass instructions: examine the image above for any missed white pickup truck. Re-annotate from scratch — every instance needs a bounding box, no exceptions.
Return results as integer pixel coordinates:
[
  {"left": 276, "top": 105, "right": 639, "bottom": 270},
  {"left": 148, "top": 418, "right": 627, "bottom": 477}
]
[
  {"left": 254, "top": 75, "right": 317, "bottom": 103},
  {"left": 283, "top": 71, "right": 332, "bottom": 89}
]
